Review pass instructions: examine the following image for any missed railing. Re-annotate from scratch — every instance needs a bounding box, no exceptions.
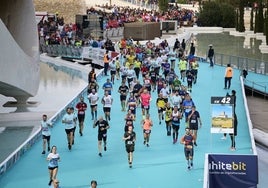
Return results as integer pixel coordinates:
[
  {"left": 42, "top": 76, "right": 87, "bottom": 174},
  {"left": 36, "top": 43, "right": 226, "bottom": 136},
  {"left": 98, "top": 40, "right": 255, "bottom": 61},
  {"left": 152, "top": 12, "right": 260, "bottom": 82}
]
[
  {"left": 40, "top": 45, "right": 116, "bottom": 67},
  {"left": 244, "top": 79, "right": 267, "bottom": 98},
  {"left": 0, "top": 60, "right": 103, "bottom": 178},
  {"left": 214, "top": 52, "right": 268, "bottom": 75}
]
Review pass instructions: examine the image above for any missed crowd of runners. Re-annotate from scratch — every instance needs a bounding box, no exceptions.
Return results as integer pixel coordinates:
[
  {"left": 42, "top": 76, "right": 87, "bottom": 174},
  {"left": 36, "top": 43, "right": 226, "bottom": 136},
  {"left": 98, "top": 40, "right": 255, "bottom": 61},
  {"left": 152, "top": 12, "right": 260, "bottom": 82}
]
[{"left": 41, "top": 33, "right": 205, "bottom": 186}]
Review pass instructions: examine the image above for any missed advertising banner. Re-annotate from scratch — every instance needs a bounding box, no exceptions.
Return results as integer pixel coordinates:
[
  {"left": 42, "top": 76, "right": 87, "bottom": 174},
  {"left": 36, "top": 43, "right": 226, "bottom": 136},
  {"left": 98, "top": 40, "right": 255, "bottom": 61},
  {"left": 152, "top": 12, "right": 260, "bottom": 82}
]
[
  {"left": 211, "top": 96, "right": 234, "bottom": 133},
  {"left": 208, "top": 154, "right": 258, "bottom": 188}
]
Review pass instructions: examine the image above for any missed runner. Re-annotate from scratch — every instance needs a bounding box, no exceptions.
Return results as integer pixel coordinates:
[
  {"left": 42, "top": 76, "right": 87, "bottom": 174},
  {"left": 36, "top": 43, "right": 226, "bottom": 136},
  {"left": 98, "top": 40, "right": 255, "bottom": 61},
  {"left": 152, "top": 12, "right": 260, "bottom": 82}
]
[
  {"left": 47, "top": 145, "right": 60, "bottom": 186},
  {"left": 143, "top": 74, "right": 152, "bottom": 94},
  {"left": 172, "top": 76, "right": 181, "bottom": 93},
  {"left": 127, "top": 92, "right": 137, "bottom": 117},
  {"left": 75, "top": 97, "right": 87, "bottom": 136},
  {"left": 133, "top": 58, "right": 141, "bottom": 79},
  {"left": 166, "top": 68, "right": 177, "bottom": 93},
  {"left": 140, "top": 88, "right": 151, "bottom": 117},
  {"left": 126, "top": 64, "right": 136, "bottom": 88},
  {"left": 87, "top": 89, "right": 99, "bottom": 121},
  {"left": 141, "top": 114, "right": 153, "bottom": 147},
  {"left": 87, "top": 78, "right": 99, "bottom": 94},
  {"left": 125, "top": 109, "right": 135, "bottom": 124},
  {"left": 62, "top": 107, "right": 75, "bottom": 150},
  {"left": 109, "top": 60, "right": 117, "bottom": 84},
  {"left": 171, "top": 106, "right": 182, "bottom": 144},
  {"left": 164, "top": 102, "right": 173, "bottom": 136},
  {"left": 115, "top": 57, "right": 121, "bottom": 80},
  {"left": 122, "top": 125, "right": 136, "bottom": 168},
  {"left": 70, "top": 107, "right": 77, "bottom": 145},
  {"left": 180, "top": 128, "right": 196, "bottom": 170},
  {"left": 182, "top": 94, "right": 195, "bottom": 123},
  {"left": 102, "top": 78, "right": 113, "bottom": 95},
  {"left": 156, "top": 74, "right": 166, "bottom": 94},
  {"left": 132, "top": 80, "right": 143, "bottom": 106},
  {"left": 171, "top": 90, "right": 182, "bottom": 108},
  {"left": 156, "top": 93, "right": 168, "bottom": 125},
  {"left": 186, "top": 70, "right": 194, "bottom": 93},
  {"left": 149, "top": 67, "right": 158, "bottom": 92},
  {"left": 101, "top": 91, "right": 113, "bottom": 121},
  {"left": 178, "top": 57, "right": 187, "bottom": 82},
  {"left": 160, "top": 83, "right": 170, "bottom": 99},
  {"left": 187, "top": 106, "right": 202, "bottom": 146},
  {"left": 41, "top": 114, "right": 52, "bottom": 154},
  {"left": 93, "top": 116, "right": 110, "bottom": 157},
  {"left": 118, "top": 82, "right": 129, "bottom": 111}
]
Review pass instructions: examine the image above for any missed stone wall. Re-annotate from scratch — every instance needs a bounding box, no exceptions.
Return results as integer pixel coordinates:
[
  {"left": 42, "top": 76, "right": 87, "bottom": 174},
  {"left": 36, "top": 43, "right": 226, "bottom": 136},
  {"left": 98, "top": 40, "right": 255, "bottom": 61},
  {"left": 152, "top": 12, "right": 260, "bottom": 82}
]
[{"left": 34, "top": 0, "right": 86, "bottom": 24}]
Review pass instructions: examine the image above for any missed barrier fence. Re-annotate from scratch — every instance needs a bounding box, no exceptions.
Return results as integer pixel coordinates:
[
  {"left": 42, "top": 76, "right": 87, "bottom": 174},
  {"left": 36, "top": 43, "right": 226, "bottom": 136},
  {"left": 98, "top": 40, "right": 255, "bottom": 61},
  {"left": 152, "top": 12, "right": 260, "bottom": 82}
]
[
  {"left": 213, "top": 53, "right": 268, "bottom": 75},
  {"left": 0, "top": 61, "right": 102, "bottom": 179}
]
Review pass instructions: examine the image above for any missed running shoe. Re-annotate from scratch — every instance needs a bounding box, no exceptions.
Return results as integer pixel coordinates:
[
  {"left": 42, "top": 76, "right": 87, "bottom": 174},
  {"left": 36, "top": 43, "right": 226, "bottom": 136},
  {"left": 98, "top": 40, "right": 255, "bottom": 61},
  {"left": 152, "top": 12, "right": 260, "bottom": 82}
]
[
  {"left": 143, "top": 140, "right": 146, "bottom": 145},
  {"left": 99, "top": 153, "right": 102, "bottom": 157},
  {"left": 42, "top": 151, "right": 45, "bottom": 154},
  {"left": 146, "top": 143, "right": 149, "bottom": 147},
  {"left": 68, "top": 144, "right": 72, "bottom": 150},
  {"left": 104, "top": 146, "right": 107, "bottom": 151}
]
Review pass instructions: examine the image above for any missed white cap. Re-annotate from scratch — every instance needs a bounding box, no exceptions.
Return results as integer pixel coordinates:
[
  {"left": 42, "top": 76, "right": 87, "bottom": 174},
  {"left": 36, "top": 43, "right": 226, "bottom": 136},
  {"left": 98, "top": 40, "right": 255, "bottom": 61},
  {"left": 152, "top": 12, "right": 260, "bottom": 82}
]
[{"left": 209, "top": 44, "right": 213, "bottom": 47}]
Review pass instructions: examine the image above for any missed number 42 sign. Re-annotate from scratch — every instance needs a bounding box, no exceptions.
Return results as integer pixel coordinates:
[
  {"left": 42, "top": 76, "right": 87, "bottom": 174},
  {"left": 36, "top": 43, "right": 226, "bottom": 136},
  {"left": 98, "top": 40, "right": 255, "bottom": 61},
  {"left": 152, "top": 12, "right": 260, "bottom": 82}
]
[
  {"left": 211, "top": 96, "right": 234, "bottom": 104},
  {"left": 210, "top": 96, "right": 234, "bottom": 134}
]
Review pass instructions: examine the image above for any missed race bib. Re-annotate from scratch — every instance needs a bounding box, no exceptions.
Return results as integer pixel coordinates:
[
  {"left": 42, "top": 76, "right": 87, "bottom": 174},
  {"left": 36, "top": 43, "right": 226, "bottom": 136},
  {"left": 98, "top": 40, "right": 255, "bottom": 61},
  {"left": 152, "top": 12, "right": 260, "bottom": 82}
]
[
  {"left": 78, "top": 111, "right": 85, "bottom": 115},
  {"left": 186, "top": 145, "right": 193, "bottom": 149},
  {"left": 145, "top": 130, "right": 151, "bottom": 134},
  {"left": 190, "top": 119, "right": 196, "bottom": 123},
  {"left": 127, "top": 141, "right": 133, "bottom": 144}
]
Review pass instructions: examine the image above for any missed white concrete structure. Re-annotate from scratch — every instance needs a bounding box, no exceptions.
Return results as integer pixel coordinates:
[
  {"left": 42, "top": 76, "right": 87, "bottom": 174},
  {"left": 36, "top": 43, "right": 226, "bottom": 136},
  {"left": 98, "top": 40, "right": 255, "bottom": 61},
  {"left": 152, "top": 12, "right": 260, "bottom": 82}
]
[{"left": 0, "top": 0, "right": 40, "bottom": 103}]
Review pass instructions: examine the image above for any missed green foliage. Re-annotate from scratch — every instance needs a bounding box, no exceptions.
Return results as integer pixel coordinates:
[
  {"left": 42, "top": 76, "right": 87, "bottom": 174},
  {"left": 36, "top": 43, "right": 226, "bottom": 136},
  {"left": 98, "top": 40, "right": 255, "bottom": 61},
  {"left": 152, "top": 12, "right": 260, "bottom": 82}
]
[
  {"left": 237, "top": 2, "right": 245, "bottom": 32},
  {"left": 158, "top": 0, "right": 169, "bottom": 12},
  {"left": 220, "top": 3, "right": 236, "bottom": 28},
  {"left": 255, "top": 9, "right": 259, "bottom": 33},
  {"left": 198, "top": 2, "right": 235, "bottom": 27},
  {"left": 176, "top": 0, "right": 187, "bottom": 4},
  {"left": 258, "top": 0, "right": 264, "bottom": 32}
]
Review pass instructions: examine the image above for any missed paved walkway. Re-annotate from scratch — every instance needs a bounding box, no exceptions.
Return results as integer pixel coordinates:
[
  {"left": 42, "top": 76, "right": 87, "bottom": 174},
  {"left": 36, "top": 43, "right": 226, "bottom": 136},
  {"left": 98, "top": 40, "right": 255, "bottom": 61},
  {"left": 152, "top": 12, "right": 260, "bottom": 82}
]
[{"left": 247, "top": 97, "right": 268, "bottom": 133}]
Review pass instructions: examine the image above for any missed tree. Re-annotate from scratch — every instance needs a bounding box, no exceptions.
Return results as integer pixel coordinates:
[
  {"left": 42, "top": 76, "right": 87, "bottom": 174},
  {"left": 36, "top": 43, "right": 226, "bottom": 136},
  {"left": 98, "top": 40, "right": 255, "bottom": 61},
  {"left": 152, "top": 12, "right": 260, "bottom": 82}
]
[
  {"left": 237, "top": 0, "right": 246, "bottom": 32},
  {"left": 198, "top": 1, "right": 235, "bottom": 27},
  {"left": 158, "top": 0, "right": 169, "bottom": 12},
  {"left": 255, "top": 0, "right": 264, "bottom": 33},
  {"left": 250, "top": 7, "right": 254, "bottom": 31},
  {"left": 258, "top": 0, "right": 264, "bottom": 32}
]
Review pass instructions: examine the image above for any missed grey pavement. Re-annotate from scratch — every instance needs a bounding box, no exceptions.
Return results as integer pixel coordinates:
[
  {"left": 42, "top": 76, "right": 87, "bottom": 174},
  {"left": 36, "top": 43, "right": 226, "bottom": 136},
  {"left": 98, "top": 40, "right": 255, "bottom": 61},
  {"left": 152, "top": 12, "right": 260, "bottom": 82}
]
[{"left": 247, "top": 96, "right": 268, "bottom": 133}]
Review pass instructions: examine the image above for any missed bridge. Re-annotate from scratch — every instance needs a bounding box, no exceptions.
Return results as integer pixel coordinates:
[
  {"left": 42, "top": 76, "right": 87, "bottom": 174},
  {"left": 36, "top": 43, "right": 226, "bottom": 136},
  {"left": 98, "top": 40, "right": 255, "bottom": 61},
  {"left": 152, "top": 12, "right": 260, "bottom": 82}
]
[{"left": 0, "top": 0, "right": 40, "bottom": 104}]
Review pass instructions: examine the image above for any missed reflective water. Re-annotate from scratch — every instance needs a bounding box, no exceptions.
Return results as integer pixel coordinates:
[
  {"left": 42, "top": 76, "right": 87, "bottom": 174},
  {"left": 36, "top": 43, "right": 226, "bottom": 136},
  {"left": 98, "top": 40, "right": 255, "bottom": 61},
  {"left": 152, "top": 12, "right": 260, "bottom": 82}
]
[
  {"left": 0, "top": 62, "right": 87, "bottom": 113},
  {"left": 195, "top": 32, "right": 268, "bottom": 61}
]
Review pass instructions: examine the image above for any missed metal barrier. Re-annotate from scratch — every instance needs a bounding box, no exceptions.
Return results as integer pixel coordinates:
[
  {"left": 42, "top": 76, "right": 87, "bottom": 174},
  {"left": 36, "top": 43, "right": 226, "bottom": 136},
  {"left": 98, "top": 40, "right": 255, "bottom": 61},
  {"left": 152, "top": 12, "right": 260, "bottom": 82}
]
[
  {"left": 214, "top": 53, "right": 268, "bottom": 75},
  {"left": 244, "top": 79, "right": 267, "bottom": 98}
]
